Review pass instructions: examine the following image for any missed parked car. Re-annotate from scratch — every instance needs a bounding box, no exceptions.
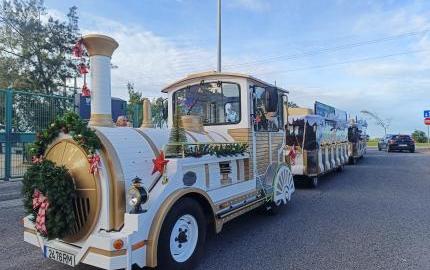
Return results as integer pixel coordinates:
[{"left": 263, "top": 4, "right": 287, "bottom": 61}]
[
  {"left": 378, "top": 134, "right": 393, "bottom": 151},
  {"left": 378, "top": 134, "right": 415, "bottom": 153}
]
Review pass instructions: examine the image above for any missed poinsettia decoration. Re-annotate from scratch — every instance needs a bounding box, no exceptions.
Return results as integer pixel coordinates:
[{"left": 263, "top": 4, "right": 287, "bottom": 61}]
[
  {"left": 88, "top": 154, "right": 101, "bottom": 175},
  {"left": 152, "top": 150, "right": 169, "bottom": 175}
]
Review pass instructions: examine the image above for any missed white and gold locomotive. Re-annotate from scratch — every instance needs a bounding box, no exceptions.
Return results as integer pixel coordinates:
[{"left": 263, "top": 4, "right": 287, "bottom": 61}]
[{"left": 23, "top": 34, "right": 295, "bottom": 269}]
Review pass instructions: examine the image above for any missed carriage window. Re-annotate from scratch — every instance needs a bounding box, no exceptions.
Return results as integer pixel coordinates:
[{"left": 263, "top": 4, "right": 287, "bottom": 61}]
[
  {"left": 253, "top": 86, "right": 280, "bottom": 132},
  {"left": 173, "top": 82, "right": 240, "bottom": 125}
]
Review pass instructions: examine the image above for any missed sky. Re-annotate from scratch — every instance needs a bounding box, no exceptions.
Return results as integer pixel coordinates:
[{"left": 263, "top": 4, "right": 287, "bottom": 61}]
[{"left": 45, "top": 0, "right": 430, "bottom": 137}]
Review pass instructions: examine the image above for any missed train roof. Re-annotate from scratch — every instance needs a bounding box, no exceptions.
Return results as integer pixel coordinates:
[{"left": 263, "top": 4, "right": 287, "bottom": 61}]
[{"left": 162, "top": 71, "right": 288, "bottom": 93}]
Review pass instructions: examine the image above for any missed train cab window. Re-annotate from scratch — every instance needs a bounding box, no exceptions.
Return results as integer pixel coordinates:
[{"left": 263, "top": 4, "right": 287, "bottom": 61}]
[
  {"left": 173, "top": 82, "right": 241, "bottom": 125},
  {"left": 253, "top": 86, "right": 281, "bottom": 132}
]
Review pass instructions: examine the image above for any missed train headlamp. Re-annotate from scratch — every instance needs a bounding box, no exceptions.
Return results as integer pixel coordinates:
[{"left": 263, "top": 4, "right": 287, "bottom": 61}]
[{"left": 127, "top": 177, "right": 148, "bottom": 214}]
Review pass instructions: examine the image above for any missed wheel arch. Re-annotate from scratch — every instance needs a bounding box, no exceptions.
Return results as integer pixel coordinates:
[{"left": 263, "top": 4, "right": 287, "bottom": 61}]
[{"left": 146, "top": 188, "right": 218, "bottom": 268}]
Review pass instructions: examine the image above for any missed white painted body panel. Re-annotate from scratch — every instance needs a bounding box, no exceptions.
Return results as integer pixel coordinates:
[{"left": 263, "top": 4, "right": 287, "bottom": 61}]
[{"left": 90, "top": 56, "right": 112, "bottom": 115}]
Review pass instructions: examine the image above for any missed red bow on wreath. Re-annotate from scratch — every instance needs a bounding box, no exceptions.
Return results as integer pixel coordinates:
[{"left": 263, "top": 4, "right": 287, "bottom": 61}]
[
  {"left": 82, "top": 83, "right": 91, "bottom": 97},
  {"left": 288, "top": 145, "right": 297, "bottom": 165},
  {"left": 77, "top": 63, "right": 89, "bottom": 75},
  {"left": 32, "top": 189, "right": 49, "bottom": 235},
  {"left": 88, "top": 154, "right": 101, "bottom": 175},
  {"left": 72, "top": 39, "right": 84, "bottom": 58},
  {"left": 31, "top": 155, "right": 44, "bottom": 164}
]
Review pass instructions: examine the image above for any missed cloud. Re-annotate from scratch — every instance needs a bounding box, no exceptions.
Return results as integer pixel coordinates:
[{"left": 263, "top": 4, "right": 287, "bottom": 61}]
[
  {"left": 227, "top": 0, "right": 270, "bottom": 12},
  {"left": 353, "top": 2, "right": 430, "bottom": 35},
  {"left": 70, "top": 12, "right": 218, "bottom": 99}
]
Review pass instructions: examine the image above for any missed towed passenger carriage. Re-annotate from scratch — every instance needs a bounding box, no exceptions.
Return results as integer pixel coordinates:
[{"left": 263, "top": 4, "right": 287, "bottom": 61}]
[
  {"left": 23, "top": 34, "right": 296, "bottom": 270},
  {"left": 347, "top": 118, "right": 368, "bottom": 164},
  {"left": 285, "top": 102, "right": 350, "bottom": 187}
]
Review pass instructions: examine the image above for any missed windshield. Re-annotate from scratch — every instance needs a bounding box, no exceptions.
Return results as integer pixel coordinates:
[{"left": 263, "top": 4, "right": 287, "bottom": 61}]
[{"left": 173, "top": 82, "right": 241, "bottom": 125}]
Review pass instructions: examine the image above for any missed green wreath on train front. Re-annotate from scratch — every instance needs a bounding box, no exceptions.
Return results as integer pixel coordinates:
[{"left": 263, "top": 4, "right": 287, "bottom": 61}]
[
  {"left": 22, "top": 112, "right": 101, "bottom": 239},
  {"left": 22, "top": 160, "right": 76, "bottom": 240}
]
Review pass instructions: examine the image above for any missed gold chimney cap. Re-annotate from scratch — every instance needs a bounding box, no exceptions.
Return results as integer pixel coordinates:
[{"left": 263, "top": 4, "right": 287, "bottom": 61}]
[{"left": 82, "top": 34, "right": 119, "bottom": 57}]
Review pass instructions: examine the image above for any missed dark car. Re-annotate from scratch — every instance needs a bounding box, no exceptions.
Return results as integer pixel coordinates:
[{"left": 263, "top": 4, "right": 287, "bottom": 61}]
[
  {"left": 377, "top": 134, "right": 393, "bottom": 151},
  {"left": 378, "top": 134, "right": 415, "bottom": 153}
]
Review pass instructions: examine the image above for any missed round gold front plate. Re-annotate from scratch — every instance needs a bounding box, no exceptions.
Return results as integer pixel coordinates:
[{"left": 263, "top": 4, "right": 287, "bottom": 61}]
[{"left": 45, "top": 139, "right": 100, "bottom": 242}]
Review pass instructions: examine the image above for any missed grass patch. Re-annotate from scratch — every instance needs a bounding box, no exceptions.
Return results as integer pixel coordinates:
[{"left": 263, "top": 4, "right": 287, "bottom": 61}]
[{"left": 367, "top": 141, "right": 430, "bottom": 148}]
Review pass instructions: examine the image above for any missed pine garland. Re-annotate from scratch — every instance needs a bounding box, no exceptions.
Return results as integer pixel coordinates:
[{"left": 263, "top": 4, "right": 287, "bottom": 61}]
[
  {"left": 22, "top": 160, "right": 76, "bottom": 240},
  {"left": 29, "top": 112, "right": 101, "bottom": 157},
  {"left": 184, "top": 143, "right": 248, "bottom": 158}
]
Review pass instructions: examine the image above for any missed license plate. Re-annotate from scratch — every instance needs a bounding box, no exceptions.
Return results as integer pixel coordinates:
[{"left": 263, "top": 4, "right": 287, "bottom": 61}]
[
  {"left": 399, "top": 144, "right": 407, "bottom": 147},
  {"left": 44, "top": 246, "right": 75, "bottom": 267}
]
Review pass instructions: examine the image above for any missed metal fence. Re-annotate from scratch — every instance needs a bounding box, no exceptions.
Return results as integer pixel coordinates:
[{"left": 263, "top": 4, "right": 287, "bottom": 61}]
[
  {"left": 128, "top": 103, "right": 143, "bottom": 128},
  {"left": 0, "top": 89, "right": 74, "bottom": 181}
]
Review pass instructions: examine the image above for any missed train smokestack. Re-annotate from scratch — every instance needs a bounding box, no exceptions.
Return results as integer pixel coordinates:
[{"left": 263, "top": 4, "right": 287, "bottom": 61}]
[{"left": 82, "top": 34, "right": 119, "bottom": 127}]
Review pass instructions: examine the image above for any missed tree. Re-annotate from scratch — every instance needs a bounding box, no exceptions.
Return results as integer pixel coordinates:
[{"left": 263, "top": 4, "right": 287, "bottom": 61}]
[
  {"left": 126, "top": 82, "right": 143, "bottom": 126},
  {"left": 287, "top": 101, "right": 299, "bottom": 108},
  {"left": 126, "top": 82, "right": 142, "bottom": 104},
  {"left": 165, "top": 105, "right": 187, "bottom": 157},
  {"left": 412, "top": 130, "right": 427, "bottom": 143},
  {"left": 0, "top": 0, "right": 80, "bottom": 94}
]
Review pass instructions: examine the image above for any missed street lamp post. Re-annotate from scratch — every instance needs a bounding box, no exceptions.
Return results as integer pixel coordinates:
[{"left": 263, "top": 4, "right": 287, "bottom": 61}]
[{"left": 217, "top": 0, "right": 222, "bottom": 73}]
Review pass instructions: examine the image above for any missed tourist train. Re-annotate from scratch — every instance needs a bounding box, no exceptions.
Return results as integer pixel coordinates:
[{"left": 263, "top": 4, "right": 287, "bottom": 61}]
[{"left": 23, "top": 34, "right": 366, "bottom": 270}]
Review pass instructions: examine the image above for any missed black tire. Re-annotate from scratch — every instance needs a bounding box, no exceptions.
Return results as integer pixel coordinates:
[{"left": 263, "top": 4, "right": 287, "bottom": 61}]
[
  {"left": 378, "top": 146, "right": 381, "bottom": 151},
  {"left": 309, "top": 177, "right": 318, "bottom": 188},
  {"left": 262, "top": 201, "right": 280, "bottom": 215},
  {"left": 410, "top": 148, "right": 415, "bottom": 153},
  {"left": 157, "top": 198, "right": 207, "bottom": 270}
]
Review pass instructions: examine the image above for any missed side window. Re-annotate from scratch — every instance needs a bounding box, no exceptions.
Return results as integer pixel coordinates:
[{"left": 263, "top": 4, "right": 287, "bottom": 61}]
[{"left": 253, "top": 86, "right": 280, "bottom": 132}]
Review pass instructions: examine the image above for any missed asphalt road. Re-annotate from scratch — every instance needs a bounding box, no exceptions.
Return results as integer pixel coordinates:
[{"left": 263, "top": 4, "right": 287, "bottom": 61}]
[{"left": 1, "top": 149, "right": 429, "bottom": 270}]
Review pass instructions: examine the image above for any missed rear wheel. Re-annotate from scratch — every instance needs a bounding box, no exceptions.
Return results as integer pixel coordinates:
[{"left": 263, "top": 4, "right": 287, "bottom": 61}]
[
  {"left": 157, "top": 198, "right": 207, "bottom": 270},
  {"left": 265, "top": 164, "right": 294, "bottom": 214},
  {"left": 410, "top": 148, "right": 415, "bottom": 153},
  {"left": 309, "top": 177, "right": 318, "bottom": 188}
]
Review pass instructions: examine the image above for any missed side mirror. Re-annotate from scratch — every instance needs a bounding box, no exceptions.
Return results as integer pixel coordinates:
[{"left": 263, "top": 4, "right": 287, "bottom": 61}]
[{"left": 266, "top": 87, "right": 278, "bottom": 113}]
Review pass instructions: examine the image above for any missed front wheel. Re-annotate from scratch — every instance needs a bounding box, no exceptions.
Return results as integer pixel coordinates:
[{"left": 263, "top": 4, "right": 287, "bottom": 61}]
[{"left": 157, "top": 198, "right": 207, "bottom": 270}]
